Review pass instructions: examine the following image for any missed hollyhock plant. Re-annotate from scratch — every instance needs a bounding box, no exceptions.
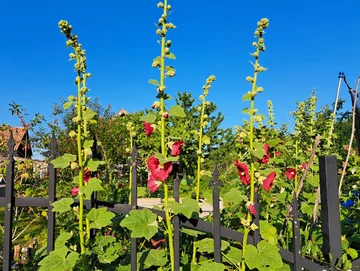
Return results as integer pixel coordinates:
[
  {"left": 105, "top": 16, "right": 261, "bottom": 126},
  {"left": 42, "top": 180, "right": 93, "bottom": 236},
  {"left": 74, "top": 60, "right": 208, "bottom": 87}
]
[
  {"left": 147, "top": 155, "right": 173, "bottom": 182},
  {"left": 71, "top": 186, "right": 79, "bottom": 196},
  {"left": 285, "top": 168, "right": 297, "bottom": 180},
  {"left": 171, "top": 141, "right": 184, "bottom": 156},
  {"left": 147, "top": 175, "right": 162, "bottom": 193},
  {"left": 234, "top": 160, "right": 250, "bottom": 186},
  {"left": 260, "top": 143, "right": 270, "bottom": 164},
  {"left": 83, "top": 168, "right": 92, "bottom": 183},
  {"left": 262, "top": 172, "right": 276, "bottom": 192},
  {"left": 143, "top": 122, "right": 155, "bottom": 137},
  {"left": 299, "top": 162, "right": 307, "bottom": 171},
  {"left": 248, "top": 203, "right": 256, "bottom": 215}
]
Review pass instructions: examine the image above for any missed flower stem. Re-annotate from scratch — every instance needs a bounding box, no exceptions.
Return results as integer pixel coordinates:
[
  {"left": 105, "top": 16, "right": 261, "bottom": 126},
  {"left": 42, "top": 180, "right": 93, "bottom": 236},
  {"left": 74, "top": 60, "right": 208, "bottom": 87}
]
[
  {"left": 196, "top": 98, "right": 206, "bottom": 202},
  {"left": 129, "top": 135, "right": 133, "bottom": 204},
  {"left": 164, "top": 184, "right": 175, "bottom": 271}
]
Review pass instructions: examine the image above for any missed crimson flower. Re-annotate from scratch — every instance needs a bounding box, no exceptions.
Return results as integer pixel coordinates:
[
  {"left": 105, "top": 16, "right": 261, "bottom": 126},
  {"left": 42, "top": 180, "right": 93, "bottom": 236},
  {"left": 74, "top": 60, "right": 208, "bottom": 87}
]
[
  {"left": 147, "top": 175, "right": 162, "bottom": 193},
  {"left": 260, "top": 143, "right": 270, "bottom": 164},
  {"left": 171, "top": 141, "right": 184, "bottom": 156},
  {"left": 71, "top": 186, "right": 79, "bottom": 196},
  {"left": 262, "top": 172, "right": 276, "bottom": 192},
  {"left": 147, "top": 155, "right": 173, "bottom": 181},
  {"left": 83, "top": 168, "right": 92, "bottom": 183},
  {"left": 234, "top": 160, "right": 250, "bottom": 186},
  {"left": 248, "top": 204, "right": 256, "bottom": 215},
  {"left": 143, "top": 122, "right": 154, "bottom": 137},
  {"left": 285, "top": 168, "right": 297, "bottom": 180}
]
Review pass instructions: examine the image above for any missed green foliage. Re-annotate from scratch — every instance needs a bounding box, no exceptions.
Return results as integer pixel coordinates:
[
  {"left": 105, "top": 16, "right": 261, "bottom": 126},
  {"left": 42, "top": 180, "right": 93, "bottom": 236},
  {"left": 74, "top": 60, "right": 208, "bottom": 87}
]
[{"left": 120, "top": 209, "right": 158, "bottom": 239}]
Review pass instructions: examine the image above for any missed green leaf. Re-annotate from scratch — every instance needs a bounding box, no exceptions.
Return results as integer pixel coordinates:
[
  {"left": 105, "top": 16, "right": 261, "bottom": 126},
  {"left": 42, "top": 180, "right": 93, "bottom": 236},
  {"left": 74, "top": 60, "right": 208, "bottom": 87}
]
[
  {"left": 83, "top": 108, "right": 97, "bottom": 121},
  {"left": 120, "top": 209, "right": 158, "bottom": 240},
  {"left": 85, "top": 159, "right": 106, "bottom": 171},
  {"left": 199, "top": 262, "right": 226, "bottom": 271},
  {"left": 347, "top": 248, "right": 358, "bottom": 259},
  {"left": 140, "top": 111, "right": 157, "bottom": 123},
  {"left": 83, "top": 139, "right": 94, "bottom": 149},
  {"left": 194, "top": 238, "right": 229, "bottom": 254},
  {"left": 223, "top": 246, "right": 242, "bottom": 267},
  {"left": 259, "top": 220, "right": 278, "bottom": 245},
  {"left": 154, "top": 152, "right": 179, "bottom": 165},
  {"left": 268, "top": 138, "right": 280, "bottom": 148},
  {"left": 80, "top": 178, "right": 104, "bottom": 199},
  {"left": 55, "top": 232, "right": 72, "bottom": 248},
  {"left": 250, "top": 149, "right": 266, "bottom": 160},
  {"left": 202, "top": 135, "right": 210, "bottom": 145},
  {"left": 258, "top": 240, "right": 282, "bottom": 270},
  {"left": 242, "top": 93, "right": 252, "bottom": 101},
  {"left": 166, "top": 53, "right": 176, "bottom": 59},
  {"left": 38, "top": 246, "right": 79, "bottom": 271},
  {"left": 51, "top": 153, "right": 77, "bottom": 169},
  {"left": 63, "top": 101, "right": 73, "bottom": 109},
  {"left": 168, "top": 198, "right": 199, "bottom": 219},
  {"left": 276, "top": 263, "right": 291, "bottom": 271},
  {"left": 223, "top": 188, "right": 248, "bottom": 207},
  {"left": 244, "top": 244, "right": 259, "bottom": 270},
  {"left": 140, "top": 249, "right": 168, "bottom": 268},
  {"left": 52, "top": 198, "right": 74, "bottom": 214},
  {"left": 149, "top": 79, "right": 160, "bottom": 86},
  {"left": 87, "top": 208, "right": 115, "bottom": 229},
  {"left": 181, "top": 228, "right": 205, "bottom": 237},
  {"left": 169, "top": 105, "right": 186, "bottom": 118}
]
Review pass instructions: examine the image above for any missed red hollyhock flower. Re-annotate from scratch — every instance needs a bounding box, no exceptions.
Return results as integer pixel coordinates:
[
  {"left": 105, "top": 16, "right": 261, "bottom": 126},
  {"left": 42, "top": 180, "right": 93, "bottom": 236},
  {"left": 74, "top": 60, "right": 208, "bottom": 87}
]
[
  {"left": 171, "top": 141, "right": 184, "bottom": 156},
  {"left": 71, "top": 186, "right": 79, "bottom": 196},
  {"left": 248, "top": 204, "right": 256, "bottom": 215},
  {"left": 147, "top": 175, "right": 162, "bottom": 193},
  {"left": 143, "top": 122, "right": 154, "bottom": 137},
  {"left": 83, "top": 168, "right": 92, "bottom": 183},
  {"left": 285, "top": 168, "right": 297, "bottom": 180},
  {"left": 147, "top": 155, "right": 173, "bottom": 181},
  {"left": 234, "top": 160, "right": 250, "bottom": 186},
  {"left": 262, "top": 172, "right": 276, "bottom": 192},
  {"left": 260, "top": 143, "right": 270, "bottom": 164},
  {"left": 275, "top": 151, "right": 282, "bottom": 157},
  {"left": 300, "top": 162, "right": 307, "bottom": 171}
]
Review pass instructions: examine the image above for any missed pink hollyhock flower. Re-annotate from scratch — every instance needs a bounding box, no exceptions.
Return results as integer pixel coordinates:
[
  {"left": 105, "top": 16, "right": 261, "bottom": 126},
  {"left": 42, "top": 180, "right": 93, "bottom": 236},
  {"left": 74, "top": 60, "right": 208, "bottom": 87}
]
[
  {"left": 83, "top": 168, "right": 92, "bottom": 183},
  {"left": 147, "top": 175, "right": 162, "bottom": 193},
  {"left": 260, "top": 143, "right": 270, "bottom": 164},
  {"left": 285, "top": 168, "right": 297, "bottom": 180},
  {"left": 147, "top": 155, "right": 173, "bottom": 181},
  {"left": 248, "top": 204, "right": 256, "bottom": 215},
  {"left": 171, "top": 141, "right": 184, "bottom": 156},
  {"left": 234, "top": 160, "right": 250, "bottom": 186},
  {"left": 262, "top": 172, "right": 276, "bottom": 192},
  {"left": 143, "top": 122, "right": 154, "bottom": 137},
  {"left": 71, "top": 186, "right": 79, "bottom": 196},
  {"left": 275, "top": 151, "right": 282, "bottom": 157}
]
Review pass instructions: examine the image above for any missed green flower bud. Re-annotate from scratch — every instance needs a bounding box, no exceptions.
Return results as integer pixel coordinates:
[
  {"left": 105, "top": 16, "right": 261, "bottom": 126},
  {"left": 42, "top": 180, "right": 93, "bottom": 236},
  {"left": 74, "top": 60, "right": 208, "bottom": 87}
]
[
  {"left": 157, "top": 86, "right": 166, "bottom": 92},
  {"left": 156, "top": 29, "right": 162, "bottom": 35},
  {"left": 166, "top": 23, "right": 176, "bottom": 29},
  {"left": 167, "top": 5, "right": 171, "bottom": 10},
  {"left": 253, "top": 115, "right": 262, "bottom": 122},
  {"left": 166, "top": 40, "right": 172, "bottom": 47},
  {"left": 157, "top": 2, "right": 164, "bottom": 8},
  {"left": 246, "top": 76, "right": 254, "bottom": 83}
]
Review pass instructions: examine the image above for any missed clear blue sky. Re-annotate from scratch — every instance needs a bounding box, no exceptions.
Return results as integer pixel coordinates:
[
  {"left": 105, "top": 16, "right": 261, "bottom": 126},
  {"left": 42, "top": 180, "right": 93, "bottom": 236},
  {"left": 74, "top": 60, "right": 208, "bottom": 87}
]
[{"left": 1, "top": 0, "right": 359, "bottom": 131}]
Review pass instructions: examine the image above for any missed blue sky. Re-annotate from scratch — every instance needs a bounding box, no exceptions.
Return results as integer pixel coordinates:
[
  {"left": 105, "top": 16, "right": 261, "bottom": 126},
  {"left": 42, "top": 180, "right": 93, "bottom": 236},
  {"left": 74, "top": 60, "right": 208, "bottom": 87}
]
[{"left": 1, "top": 0, "right": 359, "bottom": 131}]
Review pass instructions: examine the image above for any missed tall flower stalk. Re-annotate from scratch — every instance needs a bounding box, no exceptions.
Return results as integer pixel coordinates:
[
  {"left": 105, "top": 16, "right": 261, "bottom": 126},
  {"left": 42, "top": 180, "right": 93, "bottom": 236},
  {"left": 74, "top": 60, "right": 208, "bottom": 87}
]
[
  {"left": 195, "top": 75, "right": 216, "bottom": 201},
  {"left": 58, "top": 20, "right": 92, "bottom": 256},
  {"left": 240, "top": 18, "right": 269, "bottom": 271},
  {"left": 126, "top": 121, "right": 136, "bottom": 204}
]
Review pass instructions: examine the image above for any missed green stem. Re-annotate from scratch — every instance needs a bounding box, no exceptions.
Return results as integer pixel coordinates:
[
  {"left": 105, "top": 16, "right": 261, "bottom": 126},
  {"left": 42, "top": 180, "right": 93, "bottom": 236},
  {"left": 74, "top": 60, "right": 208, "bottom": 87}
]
[
  {"left": 164, "top": 184, "right": 175, "bottom": 271},
  {"left": 129, "top": 135, "right": 133, "bottom": 204},
  {"left": 241, "top": 43, "right": 260, "bottom": 271},
  {"left": 192, "top": 240, "right": 197, "bottom": 263},
  {"left": 74, "top": 49, "right": 85, "bottom": 256},
  {"left": 295, "top": 140, "right": 298, "bottom": 191},
  {"left": 196, "top": 99, "right": 206, "bottom": 201}
]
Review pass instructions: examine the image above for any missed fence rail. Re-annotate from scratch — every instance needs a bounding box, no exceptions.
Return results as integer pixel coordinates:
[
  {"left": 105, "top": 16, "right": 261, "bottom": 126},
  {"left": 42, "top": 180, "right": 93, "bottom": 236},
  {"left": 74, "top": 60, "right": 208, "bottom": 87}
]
[{"left": 0, "top": 132, "right": 358, "bottom": 271}]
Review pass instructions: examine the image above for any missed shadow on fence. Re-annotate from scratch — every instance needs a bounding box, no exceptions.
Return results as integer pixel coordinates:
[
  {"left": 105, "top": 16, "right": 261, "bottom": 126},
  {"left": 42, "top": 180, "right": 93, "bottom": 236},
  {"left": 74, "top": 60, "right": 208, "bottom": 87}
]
[{"left": 0, "top": 132, "right": 358, "bottom": 271}]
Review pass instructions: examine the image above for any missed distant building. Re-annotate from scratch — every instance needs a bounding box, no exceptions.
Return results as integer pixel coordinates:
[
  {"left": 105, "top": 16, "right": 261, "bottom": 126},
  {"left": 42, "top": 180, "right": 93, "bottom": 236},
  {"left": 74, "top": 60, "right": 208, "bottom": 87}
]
[
  {"left": 0, "top": 127, "right": 33, "bottom": 159},
  {"left": 116, "top": 108, "right": 129, "bottom": 117}
]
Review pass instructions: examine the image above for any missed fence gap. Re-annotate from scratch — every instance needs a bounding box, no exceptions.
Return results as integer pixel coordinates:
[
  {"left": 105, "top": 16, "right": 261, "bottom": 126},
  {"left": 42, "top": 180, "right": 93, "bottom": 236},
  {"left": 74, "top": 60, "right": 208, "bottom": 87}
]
[
  {"left": 210, "top": 162, "right": 222, "bottom": 263},
  {"left": 130, "top": 144, "right": 138, "bottom": 271},
  {"left": 291, "top": 194, "right": 302, "bottom": 271},
  {"left": 47, "top": 133, "right": 57, "bottom": 253},
  {"left": 319, "top": 155, "right": 342, "bottom": 266},
  {"left": 3, "top": 132, "right": 15, "bottom": 271},
  {"left": 172, "top": 162, "right": 180, "bottom": 271},
  {"left": 90, "top": 134, "right": 100, "bottom": 239}
]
